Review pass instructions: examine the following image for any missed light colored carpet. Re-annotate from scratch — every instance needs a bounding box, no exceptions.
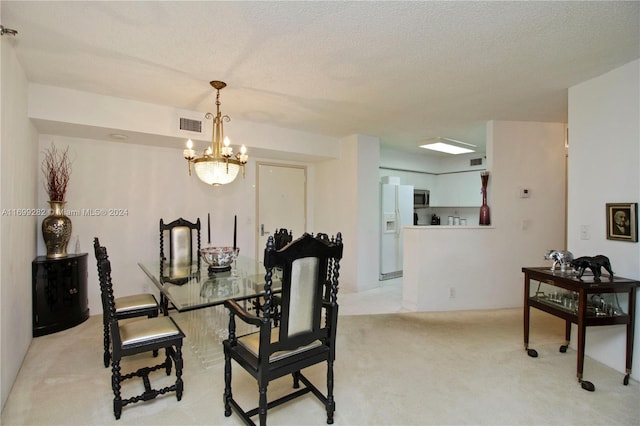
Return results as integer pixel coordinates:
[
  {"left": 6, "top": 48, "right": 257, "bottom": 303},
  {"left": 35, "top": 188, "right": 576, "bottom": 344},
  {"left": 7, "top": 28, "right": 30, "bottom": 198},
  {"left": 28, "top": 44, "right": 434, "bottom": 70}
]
[{"left": 2, "top": 308, "right": 638, "bottom": 425}]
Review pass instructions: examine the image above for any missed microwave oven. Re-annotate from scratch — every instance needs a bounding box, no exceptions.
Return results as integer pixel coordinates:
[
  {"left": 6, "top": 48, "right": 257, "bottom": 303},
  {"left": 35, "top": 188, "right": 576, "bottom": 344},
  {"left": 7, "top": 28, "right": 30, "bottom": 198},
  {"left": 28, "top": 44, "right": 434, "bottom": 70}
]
[{"left": 414, "top": 189, "right": 430, "bottom": 207}]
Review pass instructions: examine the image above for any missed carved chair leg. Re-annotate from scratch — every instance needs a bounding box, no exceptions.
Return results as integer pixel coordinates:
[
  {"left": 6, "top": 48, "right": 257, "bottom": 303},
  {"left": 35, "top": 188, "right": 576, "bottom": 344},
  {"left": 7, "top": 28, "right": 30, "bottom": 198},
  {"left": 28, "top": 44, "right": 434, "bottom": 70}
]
[
  {"left": 113, "top": 399, "right": 122, "bottom": 421},
  {"left": 149, "top": 311, "right": 160, "bottom": 357},
  {"left": 223, "top": 351, "right": 232, "bottom": 416},
  {"left": 258, "top": 384, "right": 268, "bottom": 426},
  {"left": 175, "top": 344, "right": 184, "bottom": 401},
  {"left": 111, "top": 359, "right": 123, "bottom": 420},
  {"left": 326, "top": 360, "right": 335, "bottom": 424},
  {"left": 160, "top": 294, "right": 169, "bottom": 316},
  {"left": 165, "top": 348, "right": 173, "bottom": 376}
]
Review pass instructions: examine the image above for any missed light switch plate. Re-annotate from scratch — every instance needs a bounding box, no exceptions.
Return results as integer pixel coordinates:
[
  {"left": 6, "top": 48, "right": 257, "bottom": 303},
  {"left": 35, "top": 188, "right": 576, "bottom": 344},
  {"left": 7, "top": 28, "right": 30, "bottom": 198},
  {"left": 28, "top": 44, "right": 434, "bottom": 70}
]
[{"left": 580, "top": 225, "right": 590, "bottom": 240}]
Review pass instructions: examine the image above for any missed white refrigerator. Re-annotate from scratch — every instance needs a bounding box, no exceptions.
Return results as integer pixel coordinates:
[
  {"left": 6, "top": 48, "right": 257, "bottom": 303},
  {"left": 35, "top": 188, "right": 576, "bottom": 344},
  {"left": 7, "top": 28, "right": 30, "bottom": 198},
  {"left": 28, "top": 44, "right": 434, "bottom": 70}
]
[{"left": 380, "top": 181, "right": 414, "bottom": 280}]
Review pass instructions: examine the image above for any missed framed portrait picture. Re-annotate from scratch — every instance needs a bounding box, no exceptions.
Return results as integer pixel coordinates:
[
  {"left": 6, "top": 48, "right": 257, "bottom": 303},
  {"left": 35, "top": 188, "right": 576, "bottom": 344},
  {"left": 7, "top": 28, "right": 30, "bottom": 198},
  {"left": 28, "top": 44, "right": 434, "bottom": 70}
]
[{"left": 606, "top": 203, "right": 638, "bottom": 242}]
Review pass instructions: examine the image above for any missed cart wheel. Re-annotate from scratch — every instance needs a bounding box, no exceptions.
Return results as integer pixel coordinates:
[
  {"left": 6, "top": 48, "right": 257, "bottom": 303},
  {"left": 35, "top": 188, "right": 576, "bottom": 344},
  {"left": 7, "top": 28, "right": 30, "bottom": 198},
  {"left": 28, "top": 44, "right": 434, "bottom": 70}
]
[
  {"left": 623, "top": 374, "right": 630, "bottom": 386},
  {"left": 580, "top": 380, "right": 595, "bottom": 392},
  {"left": 527, "top": 348, "right": 538, "bottom": 358},
  {"left": 559, "top": 345, "right": 568, "bottom": 353}
]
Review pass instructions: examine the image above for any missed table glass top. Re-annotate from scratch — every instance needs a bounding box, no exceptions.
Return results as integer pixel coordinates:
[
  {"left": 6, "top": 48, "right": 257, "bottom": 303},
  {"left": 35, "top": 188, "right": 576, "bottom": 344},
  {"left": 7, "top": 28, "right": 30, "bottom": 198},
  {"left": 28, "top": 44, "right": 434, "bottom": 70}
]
[{"left": 138, "top": 256, "right": 281, "bottom": 312}]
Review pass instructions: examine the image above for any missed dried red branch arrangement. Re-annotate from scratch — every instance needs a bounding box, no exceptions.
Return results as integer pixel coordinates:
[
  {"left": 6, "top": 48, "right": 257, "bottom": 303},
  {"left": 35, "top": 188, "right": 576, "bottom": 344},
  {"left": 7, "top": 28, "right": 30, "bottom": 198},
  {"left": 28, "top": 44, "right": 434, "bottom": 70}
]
[{"left": 41, "top": 143, "right": 72, "bottom": 201}]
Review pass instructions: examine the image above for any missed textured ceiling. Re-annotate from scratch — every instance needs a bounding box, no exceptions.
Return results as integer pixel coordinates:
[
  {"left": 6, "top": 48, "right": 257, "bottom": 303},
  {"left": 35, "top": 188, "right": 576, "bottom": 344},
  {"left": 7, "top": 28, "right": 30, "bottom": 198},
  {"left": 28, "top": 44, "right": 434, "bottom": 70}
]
[{"left": 2, "top": 1, "right": 639, "bottom": 156}]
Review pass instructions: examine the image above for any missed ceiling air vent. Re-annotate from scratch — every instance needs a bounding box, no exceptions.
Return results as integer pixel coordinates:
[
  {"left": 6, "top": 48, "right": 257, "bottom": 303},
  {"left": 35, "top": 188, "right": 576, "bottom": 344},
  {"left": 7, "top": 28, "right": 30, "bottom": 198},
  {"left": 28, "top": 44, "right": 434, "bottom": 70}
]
[
  {"left": 470, "top": 158, "right": 483, "bottom": 166},
  {"left": 179, "top": 117, "right": 202, "bottom": 133}
]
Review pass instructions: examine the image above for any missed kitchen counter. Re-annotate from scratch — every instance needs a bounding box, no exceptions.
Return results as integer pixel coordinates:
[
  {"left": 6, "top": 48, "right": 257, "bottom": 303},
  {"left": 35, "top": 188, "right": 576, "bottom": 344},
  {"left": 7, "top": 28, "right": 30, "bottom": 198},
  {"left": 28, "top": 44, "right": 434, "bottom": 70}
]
[
  {"left": 402, "top": 225, "right": 502, "bottom": 313},
  {"left": 407, "top": 225, "right": 494, "bottom": 229}
]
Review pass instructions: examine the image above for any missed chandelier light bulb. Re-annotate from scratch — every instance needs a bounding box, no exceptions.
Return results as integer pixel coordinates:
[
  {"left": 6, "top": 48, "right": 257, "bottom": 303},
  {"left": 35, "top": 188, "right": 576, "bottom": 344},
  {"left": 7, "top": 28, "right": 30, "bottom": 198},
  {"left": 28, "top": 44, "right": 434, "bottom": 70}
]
[
  {"left": 222, "top": 136, "right": 233, "bottom": 157},
  {"left": 183, "top": 139, "right": 195, "bottom": 160},
  {"left": 183, "top": 139, "right": 196, "bottom": 175}
]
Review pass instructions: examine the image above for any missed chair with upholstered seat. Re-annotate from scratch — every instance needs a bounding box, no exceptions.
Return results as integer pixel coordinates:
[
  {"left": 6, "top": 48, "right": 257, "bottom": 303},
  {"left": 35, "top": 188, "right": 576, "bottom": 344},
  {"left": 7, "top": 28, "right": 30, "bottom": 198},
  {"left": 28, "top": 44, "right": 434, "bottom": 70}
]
[
  {"left": 159, "top": 217, "right": 201, "bottom": 312},
  {"left": 251, "top": 228, "right": 293, "bottom": 323},
  {"left": 223, "top": 231, "right": 343, "bottom": 426},
  {"left": 273, "top": 228, "right": 293, "bottom": 250},
  {"left": 93, "top": 237, "right": 160, "bottom": 368},
  {"left": 99, "top": 255, "right": 185, "bottom": 420}
]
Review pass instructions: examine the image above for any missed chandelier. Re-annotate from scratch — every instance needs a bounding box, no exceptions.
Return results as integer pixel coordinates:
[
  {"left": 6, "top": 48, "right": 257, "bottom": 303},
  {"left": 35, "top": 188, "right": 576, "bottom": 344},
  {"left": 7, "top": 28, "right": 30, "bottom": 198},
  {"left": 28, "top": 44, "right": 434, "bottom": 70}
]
[{"left": 183, "top": 80, "right": 248, "bottom": 186}]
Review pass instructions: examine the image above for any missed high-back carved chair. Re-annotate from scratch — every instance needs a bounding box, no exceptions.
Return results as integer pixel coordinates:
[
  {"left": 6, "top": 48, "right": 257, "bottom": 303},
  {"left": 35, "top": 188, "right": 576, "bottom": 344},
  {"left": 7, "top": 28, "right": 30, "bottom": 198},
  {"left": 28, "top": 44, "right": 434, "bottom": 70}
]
[
  {"left": 159, "top": 217, "right": 201, "bottom": 311},
  {"left": 223, "top": 231, "right": 343, "bottom": 426},
  {"left": 93, "top": 237, "right": 160, "bottom": 367},
  {"left": 273, "top": 228, "right": 293, "bottom": 250},
  {"left": 251, "top": 228, "right": 293, "bottom": 322},
  {"left": 99, "top": 255, "right": 185, "bottom": 420}
]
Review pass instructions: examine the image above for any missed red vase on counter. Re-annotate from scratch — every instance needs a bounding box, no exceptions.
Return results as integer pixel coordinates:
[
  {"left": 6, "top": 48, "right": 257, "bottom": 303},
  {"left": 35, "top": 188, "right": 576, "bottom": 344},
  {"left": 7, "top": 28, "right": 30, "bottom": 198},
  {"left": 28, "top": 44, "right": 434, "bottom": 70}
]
[{"left": 479, "top": 171, "right": 491, "bottom": 225}]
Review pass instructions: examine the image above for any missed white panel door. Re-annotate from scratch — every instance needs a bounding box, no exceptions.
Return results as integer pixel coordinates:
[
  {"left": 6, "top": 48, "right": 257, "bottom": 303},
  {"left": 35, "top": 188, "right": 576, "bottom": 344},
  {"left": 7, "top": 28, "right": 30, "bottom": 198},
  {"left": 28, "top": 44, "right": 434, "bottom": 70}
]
[{"left": 256, "top": 163, "right": 306, "bottom": 262}]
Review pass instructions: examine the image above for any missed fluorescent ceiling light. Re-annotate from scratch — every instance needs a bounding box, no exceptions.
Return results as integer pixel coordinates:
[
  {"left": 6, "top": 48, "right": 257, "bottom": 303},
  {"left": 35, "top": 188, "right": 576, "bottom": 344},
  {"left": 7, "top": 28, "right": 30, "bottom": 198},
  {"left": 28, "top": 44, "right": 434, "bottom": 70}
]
[{"left": 419, "top": 137, "right": 476, "bottom": 155}]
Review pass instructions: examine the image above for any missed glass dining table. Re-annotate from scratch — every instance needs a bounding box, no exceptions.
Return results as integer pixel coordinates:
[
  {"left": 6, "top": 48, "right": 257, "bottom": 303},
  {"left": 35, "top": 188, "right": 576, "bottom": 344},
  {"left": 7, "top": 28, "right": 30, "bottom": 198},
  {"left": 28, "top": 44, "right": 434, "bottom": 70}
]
[
  {"left": 138, "top": 255, "right": 281, "bottom": 313},
  {"left": 138, "top": 256, "right": 281, "bottom": 368}
]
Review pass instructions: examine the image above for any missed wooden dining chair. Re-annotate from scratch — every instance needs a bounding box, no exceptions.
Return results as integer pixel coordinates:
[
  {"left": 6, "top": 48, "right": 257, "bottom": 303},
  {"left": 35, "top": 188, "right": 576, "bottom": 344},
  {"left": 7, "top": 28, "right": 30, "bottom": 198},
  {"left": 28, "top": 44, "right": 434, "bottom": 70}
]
[
  {"left": 99, "top": 255, "right": 185, "bottom": 420},
  {"left": 251, "top": 228, "right": 293, "bottom": 323},
  {"left": 93, "top": 237, "right": 160, "bottom": 367},
  {"left": 273, "top": 228, "right": 293, "bottom": 250},
  {"left": 223, "top": 231, "right": 343, "bottom": 426},
  {"left": 159, "top": 217, "right": 201, "bottom": 312}
]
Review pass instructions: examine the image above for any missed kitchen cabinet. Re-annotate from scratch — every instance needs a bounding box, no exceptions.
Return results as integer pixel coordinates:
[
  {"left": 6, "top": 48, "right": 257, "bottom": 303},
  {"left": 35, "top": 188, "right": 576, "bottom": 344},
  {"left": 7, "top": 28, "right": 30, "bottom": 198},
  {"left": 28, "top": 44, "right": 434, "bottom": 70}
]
[
  {"left": 430, "top": 171, "right": 482, "bottom": 207},
  {"left": 32, "top": 253, "right": 90, "bottom": 337}
]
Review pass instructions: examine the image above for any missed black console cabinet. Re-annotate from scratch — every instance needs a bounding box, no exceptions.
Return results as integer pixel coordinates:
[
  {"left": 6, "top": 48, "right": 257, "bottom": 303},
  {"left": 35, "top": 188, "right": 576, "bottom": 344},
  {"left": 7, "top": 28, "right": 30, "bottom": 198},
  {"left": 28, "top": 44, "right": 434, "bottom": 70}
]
[{"left": 32, "top": 253, "right": 90, "bottom": 337}]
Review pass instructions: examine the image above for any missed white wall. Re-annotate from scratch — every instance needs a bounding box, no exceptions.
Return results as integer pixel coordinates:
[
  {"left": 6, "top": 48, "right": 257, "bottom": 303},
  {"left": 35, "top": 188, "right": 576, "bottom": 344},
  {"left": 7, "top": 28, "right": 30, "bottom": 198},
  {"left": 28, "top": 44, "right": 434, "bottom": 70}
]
[
  {"left": 379, "top": 146, "right": 440, "bottom": 172},
  {"left": 355, "top": 135, "right": 381, "bottom": 291},
  {"left": 1, "top": 37, "right": 39, "bottom": 410},
  {"left": 314, "top": 134, "right": 380, "bottom": 293},
  {"left": 438, "top": 152, "right": 487, "bottom": 173},
  {"left": 36, "top": 136, "right": 255, "bottom": 315},
  {"left": 404, "top": 120, "right": 567, "bottom": 311},
  {"left": 490, "top": 120, "right": 567, "bottom": 245},
  {"left": 567, "top": 59, "right": 640, "bottom": 379}
]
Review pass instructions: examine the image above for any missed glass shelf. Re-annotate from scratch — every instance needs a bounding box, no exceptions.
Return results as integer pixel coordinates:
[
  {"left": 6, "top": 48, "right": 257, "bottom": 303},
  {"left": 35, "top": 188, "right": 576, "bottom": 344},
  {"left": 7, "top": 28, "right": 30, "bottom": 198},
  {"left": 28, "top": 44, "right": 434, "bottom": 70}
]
[{"left": 529, "top": 280, "right": 628, "bottom": 318}]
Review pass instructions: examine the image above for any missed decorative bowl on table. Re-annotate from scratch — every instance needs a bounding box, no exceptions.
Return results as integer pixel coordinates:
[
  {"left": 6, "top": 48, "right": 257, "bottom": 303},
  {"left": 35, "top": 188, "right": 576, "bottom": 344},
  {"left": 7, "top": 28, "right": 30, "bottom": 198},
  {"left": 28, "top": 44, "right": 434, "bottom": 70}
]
[{"left": 200, "top": 246, "right": 239, "bottom": 274}]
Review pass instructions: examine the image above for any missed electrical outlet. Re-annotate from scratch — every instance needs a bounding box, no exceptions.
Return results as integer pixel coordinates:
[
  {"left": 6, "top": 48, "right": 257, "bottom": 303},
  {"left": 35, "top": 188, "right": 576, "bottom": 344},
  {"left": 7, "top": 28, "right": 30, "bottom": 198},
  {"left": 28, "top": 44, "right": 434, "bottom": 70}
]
[{"left": 448, "top": 287, "right": 456, "bottom": 299}]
